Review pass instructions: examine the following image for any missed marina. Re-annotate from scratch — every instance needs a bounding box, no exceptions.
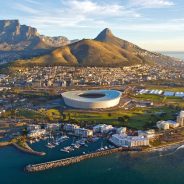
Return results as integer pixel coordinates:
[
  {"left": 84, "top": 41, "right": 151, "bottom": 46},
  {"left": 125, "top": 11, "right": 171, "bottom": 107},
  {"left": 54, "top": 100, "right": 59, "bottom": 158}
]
[{"left": 1, "top": 142, "right": 184, "bottom": 184}]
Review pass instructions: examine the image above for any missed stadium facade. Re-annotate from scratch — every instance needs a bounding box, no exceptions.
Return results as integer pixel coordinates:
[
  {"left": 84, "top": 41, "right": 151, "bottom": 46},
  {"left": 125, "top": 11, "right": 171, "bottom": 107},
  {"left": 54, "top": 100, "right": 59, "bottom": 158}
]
[{"left": 62, "top": 90, "right": 122, "bottom": 109}]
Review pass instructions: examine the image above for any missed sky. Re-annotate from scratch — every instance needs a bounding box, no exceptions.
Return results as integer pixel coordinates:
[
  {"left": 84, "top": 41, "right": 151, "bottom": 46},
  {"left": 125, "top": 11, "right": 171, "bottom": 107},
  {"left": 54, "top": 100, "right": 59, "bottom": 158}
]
[{"left": 0, "top": 0, "right": 184, "bottom": 51}]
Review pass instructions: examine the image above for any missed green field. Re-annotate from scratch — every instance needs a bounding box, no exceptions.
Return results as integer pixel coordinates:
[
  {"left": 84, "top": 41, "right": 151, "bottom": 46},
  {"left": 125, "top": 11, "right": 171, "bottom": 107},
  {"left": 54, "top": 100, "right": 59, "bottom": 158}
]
[{"left": 64, "top": 106, "right": 178, "bottom": 130}]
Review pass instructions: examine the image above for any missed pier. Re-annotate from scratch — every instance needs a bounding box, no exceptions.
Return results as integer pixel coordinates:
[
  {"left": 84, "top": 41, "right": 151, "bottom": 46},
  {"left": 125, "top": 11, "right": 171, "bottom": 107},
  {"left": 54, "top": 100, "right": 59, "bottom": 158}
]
[
  {"left": 25, "top": 147, "right": 137, "bottom": 172},
  {"left": 13, "top": 143, "right": 46, "bottom": 156}
]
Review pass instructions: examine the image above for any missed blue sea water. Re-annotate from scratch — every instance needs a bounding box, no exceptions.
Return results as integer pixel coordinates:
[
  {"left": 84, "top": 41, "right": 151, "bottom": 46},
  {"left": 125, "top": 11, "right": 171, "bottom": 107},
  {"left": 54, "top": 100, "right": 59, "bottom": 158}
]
[
  {"left": 161, "top": 51, "right": 184, "bottom": 60},
  {"left": 1, "top": 140, "right": 184, "bottom": 184}
]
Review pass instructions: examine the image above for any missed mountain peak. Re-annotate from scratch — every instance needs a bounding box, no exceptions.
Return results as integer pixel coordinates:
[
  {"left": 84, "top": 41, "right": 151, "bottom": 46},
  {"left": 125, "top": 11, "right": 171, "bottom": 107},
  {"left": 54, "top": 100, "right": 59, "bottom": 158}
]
[{"left": 95, "top": 28, "right": 114, "bottom": 41}]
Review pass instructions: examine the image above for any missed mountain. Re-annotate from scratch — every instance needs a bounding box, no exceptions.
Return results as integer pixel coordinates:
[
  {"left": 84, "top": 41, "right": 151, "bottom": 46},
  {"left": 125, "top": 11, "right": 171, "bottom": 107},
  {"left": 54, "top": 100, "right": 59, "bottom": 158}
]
[
  {"left": 11, "top": 28, "right": 183, "bottom": 67},
  {"left": 0, "top": 20, "right": 70, "bottom": 51}
]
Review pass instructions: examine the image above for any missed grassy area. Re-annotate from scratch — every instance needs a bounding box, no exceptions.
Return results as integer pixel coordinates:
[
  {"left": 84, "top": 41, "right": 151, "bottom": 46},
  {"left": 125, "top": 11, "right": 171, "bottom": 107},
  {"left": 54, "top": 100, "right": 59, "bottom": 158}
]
[
  {"left": 16, "top": 109, "right": 45, "bottom": 119},
  {"left": 132, "top": 93, "right": 184, "bottom": 108},
  {"left": 64, "top": 106, "right": 178, "bottom": 130},
  {"left": 134, "top": 94, "right": 164, "bottom": 102}
]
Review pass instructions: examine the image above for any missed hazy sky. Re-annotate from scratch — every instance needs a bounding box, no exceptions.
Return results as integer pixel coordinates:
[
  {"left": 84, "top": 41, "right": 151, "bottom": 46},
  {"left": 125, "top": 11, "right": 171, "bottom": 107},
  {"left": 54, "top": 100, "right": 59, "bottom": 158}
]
[{"left": 0, "top": 0, "right": 184, "bottom": 51}]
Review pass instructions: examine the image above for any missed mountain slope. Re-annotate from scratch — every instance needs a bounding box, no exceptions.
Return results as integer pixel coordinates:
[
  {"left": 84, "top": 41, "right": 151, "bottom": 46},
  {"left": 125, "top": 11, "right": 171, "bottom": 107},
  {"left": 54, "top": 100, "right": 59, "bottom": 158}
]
[
  {"left": 12, "top": 28, "right": 182, "bottom": 67},
  {"left": 0, "top": 20, "right": 70, "bottom": 51}
]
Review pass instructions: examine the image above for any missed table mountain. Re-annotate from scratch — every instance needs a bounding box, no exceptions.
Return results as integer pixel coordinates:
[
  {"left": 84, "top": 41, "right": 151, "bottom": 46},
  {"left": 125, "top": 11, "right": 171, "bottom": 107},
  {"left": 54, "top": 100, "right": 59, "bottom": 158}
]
[{"left": 0, "top": 20, "right": 70, "bottom": 51}]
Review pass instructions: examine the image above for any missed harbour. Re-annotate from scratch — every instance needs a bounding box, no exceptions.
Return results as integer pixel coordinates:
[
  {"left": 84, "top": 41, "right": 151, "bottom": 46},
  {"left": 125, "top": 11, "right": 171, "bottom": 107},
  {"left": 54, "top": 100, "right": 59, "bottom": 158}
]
[
  {"left": 25, "top": 147, "right": 140, "bottom": 172},
  {"left": 1, "top": 142, "right": 184, "bottom": 184}
]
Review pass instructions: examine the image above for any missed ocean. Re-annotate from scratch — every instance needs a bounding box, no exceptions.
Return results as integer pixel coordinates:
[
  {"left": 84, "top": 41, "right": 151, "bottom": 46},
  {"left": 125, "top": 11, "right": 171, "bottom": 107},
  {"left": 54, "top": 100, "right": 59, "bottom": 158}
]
[
  {"left": 160, "top": 51, "right": 184, "bottom": 60},
  {"left": 1, "top": 140, "right": 184, "bottom": 184}
]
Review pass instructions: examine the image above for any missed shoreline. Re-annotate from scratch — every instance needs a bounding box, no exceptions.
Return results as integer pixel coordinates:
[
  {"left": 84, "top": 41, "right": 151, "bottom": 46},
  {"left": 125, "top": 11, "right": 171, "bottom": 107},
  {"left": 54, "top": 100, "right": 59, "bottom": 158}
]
[{"left": 144, "top": 140, "right": 184, "bottom": 153}]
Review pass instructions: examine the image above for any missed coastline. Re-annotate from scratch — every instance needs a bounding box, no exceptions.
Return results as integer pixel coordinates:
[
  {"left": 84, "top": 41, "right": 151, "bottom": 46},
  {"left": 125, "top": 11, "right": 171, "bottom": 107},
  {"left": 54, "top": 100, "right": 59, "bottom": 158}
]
[{"left": 143, "top": 140, "right": 184, "bottom": 153}]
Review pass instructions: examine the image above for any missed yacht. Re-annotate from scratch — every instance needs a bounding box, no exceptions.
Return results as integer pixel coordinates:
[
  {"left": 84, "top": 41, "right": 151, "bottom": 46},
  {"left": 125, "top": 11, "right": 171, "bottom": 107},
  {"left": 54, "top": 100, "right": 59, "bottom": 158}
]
[{"left": 47, "top": 143, "right": 55, "bottom": 149}]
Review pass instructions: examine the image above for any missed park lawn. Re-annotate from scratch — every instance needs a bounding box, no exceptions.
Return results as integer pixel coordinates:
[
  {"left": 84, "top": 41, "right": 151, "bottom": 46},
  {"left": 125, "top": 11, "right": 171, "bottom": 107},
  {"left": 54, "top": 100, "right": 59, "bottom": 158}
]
[
  {"left": 133, "top": 94, "right": 164, "bottom": 102},
  {"left": 16, "top": 109, "right": 45, "bottom": 119},
  {"left": 65, "top": 106, "right": 178, "bottom": 130},
  {"left": 164, "top": 97, "right": 184, "bottom": 108}
]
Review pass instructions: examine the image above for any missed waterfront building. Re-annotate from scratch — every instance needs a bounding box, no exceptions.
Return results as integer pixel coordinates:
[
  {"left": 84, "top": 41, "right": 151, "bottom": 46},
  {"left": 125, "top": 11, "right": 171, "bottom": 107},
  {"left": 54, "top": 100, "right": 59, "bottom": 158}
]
[
  {"left": 93, "top": 124, "right": 106, "bottom": 133},
  {"left": 177, "top": 111, "right": 184, "bottom": 126},
  {"left": 28, "top": 129, "right": 46, "bottom": 138},
  {"left": 110, "top": 134, "right": 149, "bottom": 147},
  {"left": 74, "top": 128, "right": 93, "bottom": 138},
  {"left": 138, "top": 129, "right": 156, "bottom": 139},
  {"left": 116, "top": 127, "right": 127, "bottom": 134},
  {"left": 63, "top": 124, "right": 80, "bottom": 132},
  {"left": 93, "top": 124, "right": 113, "bottom": 133},
  {"left": 45, "top": 123, "right": 60, "bottom": 131}
]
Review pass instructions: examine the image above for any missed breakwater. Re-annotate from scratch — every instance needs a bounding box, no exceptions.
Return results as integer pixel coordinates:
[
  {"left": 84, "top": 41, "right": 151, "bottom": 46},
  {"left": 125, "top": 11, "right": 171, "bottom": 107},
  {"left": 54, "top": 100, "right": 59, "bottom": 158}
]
[
  {"left": 26, "top": 147, "right": 137, "bottom": 172},
  {"left": 13, "top": 143, "right": 46, "bottom": 156}
]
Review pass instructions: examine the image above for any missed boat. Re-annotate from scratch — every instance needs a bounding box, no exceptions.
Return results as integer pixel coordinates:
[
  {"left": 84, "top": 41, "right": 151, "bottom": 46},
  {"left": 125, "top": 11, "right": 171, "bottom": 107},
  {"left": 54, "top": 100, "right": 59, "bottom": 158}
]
[
  {"left": 60, "top": 146, "right": 74, "bottom": 153},
  {"left": 60, "top": 148, "right": 70, "bottom": 153},
  {"left": 74, "top": 144, "right": 80, "bottom": 149},
  {"left": 57, "top": 135, "right": 69, "bottom": 143},
  {"left": 46, "top": 143, "right": 55, "bottom": 149}
]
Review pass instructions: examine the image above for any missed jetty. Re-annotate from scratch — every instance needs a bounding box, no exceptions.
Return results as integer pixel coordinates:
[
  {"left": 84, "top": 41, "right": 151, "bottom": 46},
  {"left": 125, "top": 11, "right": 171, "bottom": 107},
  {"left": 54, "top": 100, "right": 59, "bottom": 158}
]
[
  {"left": 13, "top": 143, "right": 46, "bottom": 156},
  {"left": 25, "top": 147, "right": 138, "bottom": 172}
]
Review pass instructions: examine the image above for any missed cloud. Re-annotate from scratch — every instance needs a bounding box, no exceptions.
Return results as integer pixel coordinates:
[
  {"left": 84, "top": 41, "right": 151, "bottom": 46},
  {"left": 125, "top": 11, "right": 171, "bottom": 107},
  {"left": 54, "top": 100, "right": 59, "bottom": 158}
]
[
  {"left": 14, "top": 3, "right": 39, "bottom": 14},
  {"left": 12, "top": 0, "right": 141, "bottom": 29},
  {"left": 129, "top": 0, "right": 175, "bottom": 8},
  {"left": 62, "top": 0, "right": 139, "bottom": 17}
]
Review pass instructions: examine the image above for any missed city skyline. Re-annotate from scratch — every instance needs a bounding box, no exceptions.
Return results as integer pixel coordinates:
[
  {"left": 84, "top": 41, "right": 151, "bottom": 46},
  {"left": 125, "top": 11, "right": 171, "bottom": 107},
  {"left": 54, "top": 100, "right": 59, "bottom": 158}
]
[{"left": 0, "top": 0, "right": 184, "bottom": 51}]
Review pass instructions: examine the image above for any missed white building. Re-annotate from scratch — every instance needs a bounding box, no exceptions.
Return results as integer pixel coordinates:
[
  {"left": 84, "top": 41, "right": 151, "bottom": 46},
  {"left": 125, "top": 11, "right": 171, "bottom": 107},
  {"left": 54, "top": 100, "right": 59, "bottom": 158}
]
[
  {"left": 45, "top": 123, "right": 60, "bottom": 131},
  {"left": 116, "top": 127, "right": 127, "bottom": 134},
  {"left": 110, "top": 134, "right": 149, "bottom": 147},
  {"left": 28, "top": 129, "right": 46, "bottom": 138},
  {"left": 93, "top": 124, "right": 105, "bottom": 133},
  {"left": 93, "top": 124, "right": 113, "bottom": 133},
  {"left": 63, "top": 124, "right": 80, "bottom": 132},
  {"left": 74, "top": 128, "right": 93, "bottom": 138},
  {"left": 177, "top": 111, "right": 184, "bottom": 126},
  {"left": 157, "top": 120, "right": 179, "bottom": 130},
  {"left": 138, "top": 129, "right": 156, "bottom": 139},
  {"left": 157, "top": 121, "right": 170, "bottom": 130}
]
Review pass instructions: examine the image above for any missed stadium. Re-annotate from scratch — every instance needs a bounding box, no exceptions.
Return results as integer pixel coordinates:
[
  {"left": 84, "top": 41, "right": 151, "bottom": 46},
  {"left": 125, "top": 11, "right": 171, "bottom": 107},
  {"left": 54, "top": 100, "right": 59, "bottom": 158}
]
[{"left": 62, "top": 90, "right": 122, "bottom": 109}]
